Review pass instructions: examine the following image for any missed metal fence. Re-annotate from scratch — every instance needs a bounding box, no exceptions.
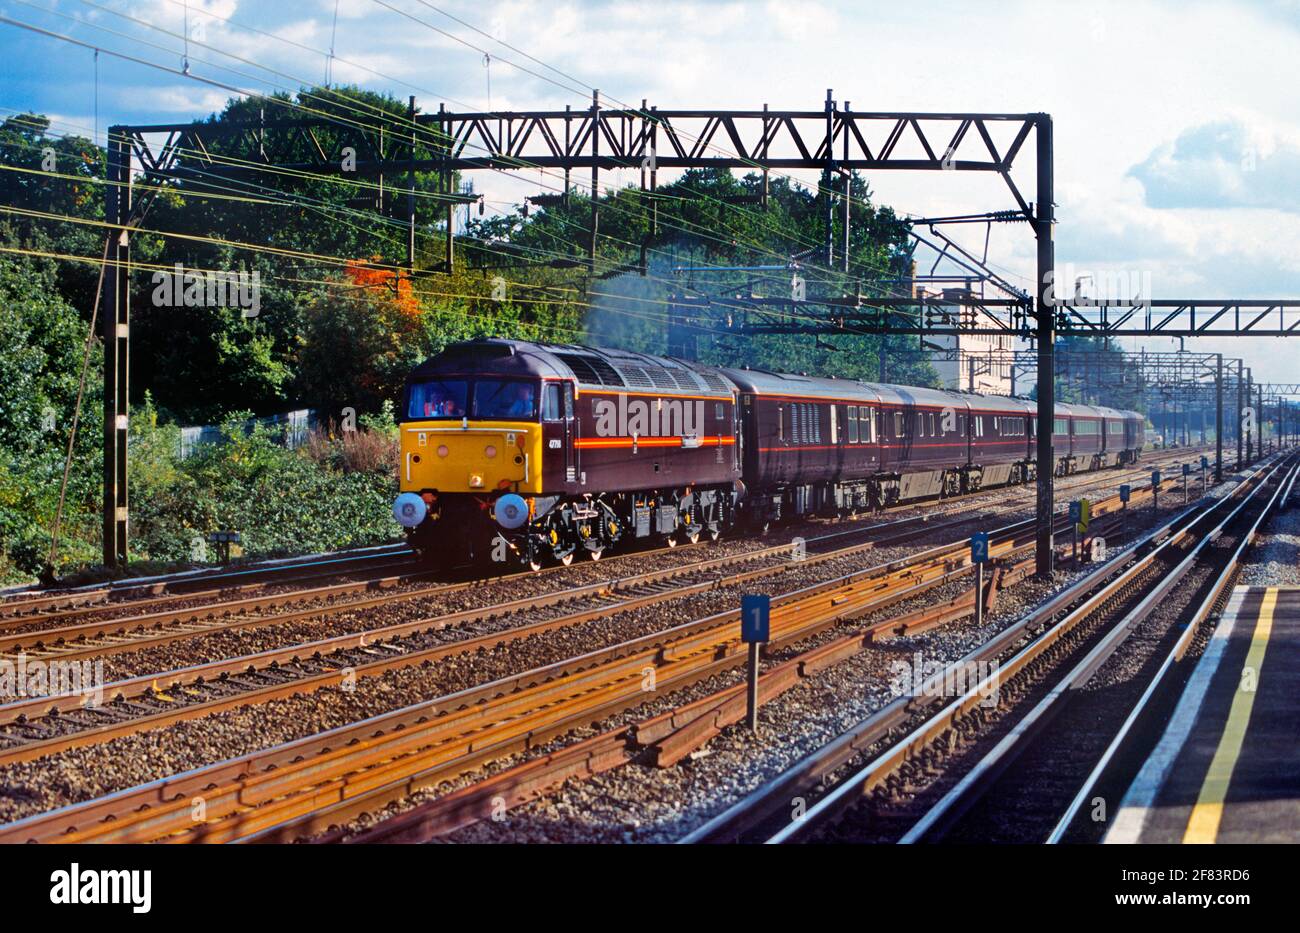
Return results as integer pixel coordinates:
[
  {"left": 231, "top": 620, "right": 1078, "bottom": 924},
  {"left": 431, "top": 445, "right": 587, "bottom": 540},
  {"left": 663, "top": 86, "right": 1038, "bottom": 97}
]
[{"left": 178, "top": 409, "right": 315, "bottom": 460}]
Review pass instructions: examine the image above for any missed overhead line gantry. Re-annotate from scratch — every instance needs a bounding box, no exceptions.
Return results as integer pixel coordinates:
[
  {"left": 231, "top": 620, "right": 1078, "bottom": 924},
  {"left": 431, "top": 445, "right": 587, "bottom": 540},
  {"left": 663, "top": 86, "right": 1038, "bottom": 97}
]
[{"left": 100, "top": 92, "right": 1298, "bottom": 580}]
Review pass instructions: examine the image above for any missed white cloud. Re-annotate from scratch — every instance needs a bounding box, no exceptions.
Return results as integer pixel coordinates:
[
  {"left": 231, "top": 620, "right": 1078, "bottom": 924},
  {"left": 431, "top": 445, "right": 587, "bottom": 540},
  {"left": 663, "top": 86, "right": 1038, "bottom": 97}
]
[{"left": 1130, "top": 119, "right": 1300, "bottom": 212}]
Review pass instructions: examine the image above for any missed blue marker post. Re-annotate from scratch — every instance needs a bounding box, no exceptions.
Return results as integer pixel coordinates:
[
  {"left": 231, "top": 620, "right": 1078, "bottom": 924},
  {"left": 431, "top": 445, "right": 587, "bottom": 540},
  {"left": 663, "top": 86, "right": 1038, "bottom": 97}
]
[
  {"left": 1068, "top": 500, "right": 1082, "bottom": 566},
  {"left": 970, "top": 532, "right": 989, "bottom": 628},
  {"left": 741, "top": 594, "right": 771, "bottom": 732},
  {"left": 1119, "top": 484, "right": 1131, "bottom": 542}
]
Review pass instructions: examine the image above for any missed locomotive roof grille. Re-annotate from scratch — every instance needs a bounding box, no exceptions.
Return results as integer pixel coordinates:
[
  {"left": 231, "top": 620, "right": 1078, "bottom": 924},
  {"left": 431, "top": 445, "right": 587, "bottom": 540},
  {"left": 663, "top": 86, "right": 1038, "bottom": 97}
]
[
  {"left": 671, "top": 368, "right": 703, "bottom": 391},
  {"left": 619, "top": 364, "right": 655, "bottom": 388},
  {"left": 554, "top": 352, "right": 626, "bottom": 387},
  {"left": 585, "top": 356, "right": 626, "bottom": 386},
  {"left": 647, "top": 366, "right": 678, "bottom": 390}
]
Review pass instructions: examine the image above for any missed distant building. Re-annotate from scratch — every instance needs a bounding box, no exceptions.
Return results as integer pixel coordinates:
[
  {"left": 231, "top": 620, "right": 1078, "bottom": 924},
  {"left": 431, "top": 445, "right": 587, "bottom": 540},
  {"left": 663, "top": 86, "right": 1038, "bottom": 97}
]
[{"left": 920, "top": 288, "right": 1017, "bottom": 396}]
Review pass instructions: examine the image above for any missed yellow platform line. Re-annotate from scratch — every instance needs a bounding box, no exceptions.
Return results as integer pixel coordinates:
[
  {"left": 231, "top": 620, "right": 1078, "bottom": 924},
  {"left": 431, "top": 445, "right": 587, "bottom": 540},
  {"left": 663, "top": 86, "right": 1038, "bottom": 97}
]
[{"left": 1182, "top": 587, "right": 1277, "bottom": 844}]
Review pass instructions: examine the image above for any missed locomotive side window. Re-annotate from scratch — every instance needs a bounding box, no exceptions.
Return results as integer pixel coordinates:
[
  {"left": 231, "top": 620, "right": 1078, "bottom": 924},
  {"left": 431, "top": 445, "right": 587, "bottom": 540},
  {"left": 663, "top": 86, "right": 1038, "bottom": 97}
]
[{"left": 541, "top": 383, "right": 562, "bottom": 421}]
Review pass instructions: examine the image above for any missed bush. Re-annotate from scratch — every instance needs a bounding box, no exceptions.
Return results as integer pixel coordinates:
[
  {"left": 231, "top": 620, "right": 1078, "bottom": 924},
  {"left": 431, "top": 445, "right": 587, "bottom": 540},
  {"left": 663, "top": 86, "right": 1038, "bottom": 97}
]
[
  {"left": 302, "top": 401, "right": 400, "bottom": 475},
  {"left": 129, "top": 410, "right": 400, "bottom": 566}
]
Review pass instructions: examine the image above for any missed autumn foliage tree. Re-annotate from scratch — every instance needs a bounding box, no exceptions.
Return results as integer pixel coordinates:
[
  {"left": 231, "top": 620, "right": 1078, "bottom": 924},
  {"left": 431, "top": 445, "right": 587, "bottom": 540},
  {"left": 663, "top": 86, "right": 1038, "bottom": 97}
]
[{"left": 295, "top": 258, "right": 427, "bottom": 418}]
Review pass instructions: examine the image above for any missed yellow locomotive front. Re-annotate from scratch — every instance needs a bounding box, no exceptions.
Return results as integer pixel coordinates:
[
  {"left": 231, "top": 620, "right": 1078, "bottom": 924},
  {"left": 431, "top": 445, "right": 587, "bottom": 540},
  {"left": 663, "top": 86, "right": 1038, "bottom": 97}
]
[{"left": 392, "top": 358, "right": 547, "bottom": 563}]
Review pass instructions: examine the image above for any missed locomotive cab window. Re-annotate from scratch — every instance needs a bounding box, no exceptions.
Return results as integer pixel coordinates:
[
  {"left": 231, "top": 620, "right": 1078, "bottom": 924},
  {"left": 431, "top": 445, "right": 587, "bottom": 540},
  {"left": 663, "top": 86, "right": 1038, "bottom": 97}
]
[
  {"left": 406, "top": 378, "right": 540, "bottom": 421},
  {"left": 473, "top": 380, "right": 538, "bottom": 420},
  {"left": 407, "top": 379, "right": 468, "bottom": 419}
]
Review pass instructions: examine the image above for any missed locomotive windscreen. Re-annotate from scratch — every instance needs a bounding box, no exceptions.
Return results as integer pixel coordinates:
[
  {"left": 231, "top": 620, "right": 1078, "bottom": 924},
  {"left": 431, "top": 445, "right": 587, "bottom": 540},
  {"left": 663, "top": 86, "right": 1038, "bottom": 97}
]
[{"left": 406, "top": 378, "right": 537, "bottom": 420}]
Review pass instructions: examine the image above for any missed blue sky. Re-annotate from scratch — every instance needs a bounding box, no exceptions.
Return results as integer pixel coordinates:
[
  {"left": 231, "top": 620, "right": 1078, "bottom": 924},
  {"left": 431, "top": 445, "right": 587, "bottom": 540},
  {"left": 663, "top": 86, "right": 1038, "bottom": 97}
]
[{"left": 2, "top": 0, "right": 1299, "bottom": 383}]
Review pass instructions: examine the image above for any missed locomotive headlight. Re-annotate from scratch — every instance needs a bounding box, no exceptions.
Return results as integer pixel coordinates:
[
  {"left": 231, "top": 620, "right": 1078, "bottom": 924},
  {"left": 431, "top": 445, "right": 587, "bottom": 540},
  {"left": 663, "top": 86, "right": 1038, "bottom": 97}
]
[
  {"left": 392, "top": 492, "right": 428, "bottom": 528},
  {"left": 469, "top": 473, "right": 485, "bottom": 488},
  {"left": 495, "top": 493, "right": 528, "bottom": 529}
]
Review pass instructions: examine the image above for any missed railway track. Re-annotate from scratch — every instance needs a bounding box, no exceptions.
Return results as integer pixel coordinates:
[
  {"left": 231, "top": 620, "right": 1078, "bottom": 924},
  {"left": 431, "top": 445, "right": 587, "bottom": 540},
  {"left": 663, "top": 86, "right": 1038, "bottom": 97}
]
[
  {"left": 674, "top": 453, "right": 1290, "bottom": 845},
  {"left": 0, "top": 544, "right": 416, "bottom": 619},
  {"left": 0, "top": 461, "right": 1187, "bottom": 842},
  {"left": 0, "top": 458, "right": 1191, "bottom": 771},
  {"left": 0, "top": 447, "right": 1210, "bottom": 652},
  {"left": 0, "top": 446, "right": 1209, "bottom": 636},
  {"left": 0, "top": 501, "right": 1037, "bottom": 765}
]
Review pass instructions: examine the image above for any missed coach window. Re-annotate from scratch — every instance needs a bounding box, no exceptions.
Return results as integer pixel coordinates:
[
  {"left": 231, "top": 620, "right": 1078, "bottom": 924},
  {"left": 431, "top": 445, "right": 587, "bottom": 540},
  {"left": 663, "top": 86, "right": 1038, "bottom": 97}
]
[
  {"left": 830, "top": 405, "right": 838, "bottom": 444},
  {"left": 542, "top": 383, "right": 563, "bottom": 421},
  {"left": 778, "top": 406, "right": 785, "bottom": 442},
  {"left": 893, "top": 411, "right": 904, "bottom": 438},
  {"left": 848, "top": 406, "right": 859, "bottom": 443}
]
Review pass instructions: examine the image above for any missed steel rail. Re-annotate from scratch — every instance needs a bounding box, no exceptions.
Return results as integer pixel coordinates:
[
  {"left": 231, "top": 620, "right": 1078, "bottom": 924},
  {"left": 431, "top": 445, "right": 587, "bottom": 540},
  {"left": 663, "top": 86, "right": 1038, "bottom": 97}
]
[
  {"left": 0, "top": 479, "right": 1144, "bottom": 842},
  {"left": 0, "top": 445, "right": 1207, "bottom": 623},
  {"left": 0, "top": 471, "right": 1164, "bottom": 750},
  {"left": 0, "top": 506, "right": 1036, "bottom": 767},
  {"left": 899, "top": 455, "right": 1294, "bottom": 843},
  {"left": 1044, "top": 458, "right": 1300, "bottom": 843},
  {"left": 0, "top": 544, "right": 415, "bottom": 616},
  {"left": 733, "top": 459, "right": 1274, "bottom": 844}
]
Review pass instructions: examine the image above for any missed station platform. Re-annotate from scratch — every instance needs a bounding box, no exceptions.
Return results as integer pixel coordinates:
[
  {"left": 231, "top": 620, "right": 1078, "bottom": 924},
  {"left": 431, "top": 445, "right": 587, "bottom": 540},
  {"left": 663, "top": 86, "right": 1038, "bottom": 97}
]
[{"left": 1106, "top": 586, "right": 1300, "bottom": 844}]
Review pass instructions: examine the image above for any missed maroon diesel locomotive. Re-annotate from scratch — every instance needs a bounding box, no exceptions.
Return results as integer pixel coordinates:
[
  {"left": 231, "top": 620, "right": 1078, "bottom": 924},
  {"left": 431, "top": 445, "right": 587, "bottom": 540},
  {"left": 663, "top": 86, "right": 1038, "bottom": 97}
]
[{"left": 394, "top": 339, "right": 1144, "bottom": 568}]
